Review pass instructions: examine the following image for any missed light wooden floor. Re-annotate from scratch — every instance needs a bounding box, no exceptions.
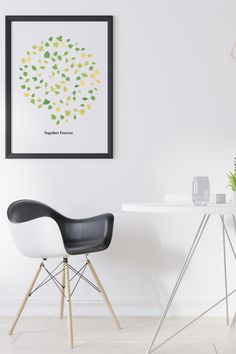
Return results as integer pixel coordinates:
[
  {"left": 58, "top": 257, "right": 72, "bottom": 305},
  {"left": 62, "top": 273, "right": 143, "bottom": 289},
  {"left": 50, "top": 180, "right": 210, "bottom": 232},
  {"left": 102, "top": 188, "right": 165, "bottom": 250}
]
[{"left": 1, "top": 317, "right": 236, "bottom": 353}]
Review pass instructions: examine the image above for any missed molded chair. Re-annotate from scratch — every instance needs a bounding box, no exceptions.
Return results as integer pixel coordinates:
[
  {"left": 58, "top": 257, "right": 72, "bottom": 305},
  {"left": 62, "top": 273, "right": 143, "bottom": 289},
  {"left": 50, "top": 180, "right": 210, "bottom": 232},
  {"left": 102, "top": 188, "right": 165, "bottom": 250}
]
[{"left": 7, "top": 199, "right": 121, "bottom": 348}]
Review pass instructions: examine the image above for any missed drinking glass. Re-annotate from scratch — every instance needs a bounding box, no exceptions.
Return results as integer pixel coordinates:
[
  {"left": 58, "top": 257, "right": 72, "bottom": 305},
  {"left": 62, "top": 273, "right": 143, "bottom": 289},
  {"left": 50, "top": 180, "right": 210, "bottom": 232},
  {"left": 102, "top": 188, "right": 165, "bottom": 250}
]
[{"left": 192, "top": 176, "right": 210, "bottom": 206}]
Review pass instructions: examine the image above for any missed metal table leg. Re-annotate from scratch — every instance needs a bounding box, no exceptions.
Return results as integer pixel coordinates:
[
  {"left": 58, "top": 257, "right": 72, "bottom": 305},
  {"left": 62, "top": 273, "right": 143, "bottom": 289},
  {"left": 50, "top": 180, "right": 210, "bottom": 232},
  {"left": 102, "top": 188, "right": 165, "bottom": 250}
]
[
  {"left": 146, "top": 214, "right": 236, "bottom": 354},
  {"left": 146, "top": 214, "right": 210, "bottom": 354},
  {"left": 221, "top": 215, "right": 229, "bottom": 327},
  {"left": 230, "top": 214, "right": 236, "bottom": 329}
]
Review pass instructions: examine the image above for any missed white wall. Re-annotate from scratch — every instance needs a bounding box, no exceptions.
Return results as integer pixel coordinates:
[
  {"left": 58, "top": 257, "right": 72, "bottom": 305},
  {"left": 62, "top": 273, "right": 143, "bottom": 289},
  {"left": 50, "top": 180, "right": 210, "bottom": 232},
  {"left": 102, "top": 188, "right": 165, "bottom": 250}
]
[{"left": 1, "top": 0, "right": 236, "bottom": 317}]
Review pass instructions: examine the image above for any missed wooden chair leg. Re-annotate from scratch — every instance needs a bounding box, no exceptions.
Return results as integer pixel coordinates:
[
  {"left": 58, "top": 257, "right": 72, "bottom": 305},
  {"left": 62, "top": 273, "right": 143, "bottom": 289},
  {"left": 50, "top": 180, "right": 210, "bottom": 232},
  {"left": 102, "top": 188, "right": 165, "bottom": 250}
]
[
  {"left": 87, "top": 258, "right": 121, "bottom": 330},
  {"left": 64, "top": 259, "right": 74, "bottom": 348},
  {"left": 60, "top": 261, "right": 66, "bottom": 319},
  {"left": 8, "top": 261, "right": 43, "bottom": 335}
]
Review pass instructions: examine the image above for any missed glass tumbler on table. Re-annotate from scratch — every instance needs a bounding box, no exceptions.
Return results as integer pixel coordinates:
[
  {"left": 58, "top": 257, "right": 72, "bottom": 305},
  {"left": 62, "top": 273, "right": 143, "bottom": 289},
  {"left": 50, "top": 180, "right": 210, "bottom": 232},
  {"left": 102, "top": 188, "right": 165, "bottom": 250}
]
[{"left": 192, "top": 176, "right": 210, "bottom": 206}]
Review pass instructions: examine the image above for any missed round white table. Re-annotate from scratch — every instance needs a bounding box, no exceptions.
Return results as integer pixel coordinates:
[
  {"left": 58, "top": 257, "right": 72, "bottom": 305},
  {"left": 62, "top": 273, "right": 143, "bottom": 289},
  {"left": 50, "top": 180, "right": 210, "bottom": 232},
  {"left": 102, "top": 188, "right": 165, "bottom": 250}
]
[
  {"left": 122, "top": 202, "right": 236, "bottom": 354},
  {"left": 123, "top": 202, "right": 235, "bottom": 214}
]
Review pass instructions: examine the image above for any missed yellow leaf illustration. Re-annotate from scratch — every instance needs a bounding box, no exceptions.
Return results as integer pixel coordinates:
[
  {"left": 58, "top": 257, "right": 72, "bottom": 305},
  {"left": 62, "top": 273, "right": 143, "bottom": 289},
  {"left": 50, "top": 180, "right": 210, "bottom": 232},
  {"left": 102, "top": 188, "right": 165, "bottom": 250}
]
[{"left": 19, "top": 35, "right": 101, "bottom": 126}]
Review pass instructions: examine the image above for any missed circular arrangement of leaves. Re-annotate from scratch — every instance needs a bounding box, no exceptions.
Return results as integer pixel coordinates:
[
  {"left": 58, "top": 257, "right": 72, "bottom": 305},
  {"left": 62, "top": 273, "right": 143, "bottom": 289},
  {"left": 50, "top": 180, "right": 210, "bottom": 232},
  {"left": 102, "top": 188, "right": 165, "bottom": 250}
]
[{"left": 19, "top": 35, "right": 101, "bottom": 125}]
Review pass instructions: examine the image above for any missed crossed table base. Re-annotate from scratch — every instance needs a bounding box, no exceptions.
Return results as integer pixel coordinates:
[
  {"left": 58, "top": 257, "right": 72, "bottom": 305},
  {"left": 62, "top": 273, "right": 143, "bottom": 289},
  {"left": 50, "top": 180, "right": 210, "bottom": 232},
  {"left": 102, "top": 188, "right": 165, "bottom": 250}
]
[{"left": 122, "top": 202, "right": 236, "bottom": 353}]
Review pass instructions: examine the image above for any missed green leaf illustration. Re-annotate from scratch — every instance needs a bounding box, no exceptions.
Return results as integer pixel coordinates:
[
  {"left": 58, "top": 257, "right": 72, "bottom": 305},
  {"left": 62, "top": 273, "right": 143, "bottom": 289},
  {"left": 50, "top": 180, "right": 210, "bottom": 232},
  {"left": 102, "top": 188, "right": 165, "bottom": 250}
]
[{"left": 19, "top": 35, "right": 101, "bottom": 125}]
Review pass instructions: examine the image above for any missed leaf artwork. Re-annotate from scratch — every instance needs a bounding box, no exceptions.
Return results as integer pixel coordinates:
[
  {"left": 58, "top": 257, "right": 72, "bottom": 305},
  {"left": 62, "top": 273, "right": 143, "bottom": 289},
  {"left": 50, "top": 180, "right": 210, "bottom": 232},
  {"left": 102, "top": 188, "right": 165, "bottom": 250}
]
[{"left": 19, "top": 36, "right": 101, "bottom": 125}]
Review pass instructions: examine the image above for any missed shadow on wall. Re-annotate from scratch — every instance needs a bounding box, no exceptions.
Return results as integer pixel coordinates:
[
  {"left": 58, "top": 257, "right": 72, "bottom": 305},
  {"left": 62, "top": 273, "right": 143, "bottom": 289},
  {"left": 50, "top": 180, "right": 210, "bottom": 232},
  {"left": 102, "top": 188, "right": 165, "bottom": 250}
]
[{"left": 107, "top": 213, "right": 186, "bottom": 304}]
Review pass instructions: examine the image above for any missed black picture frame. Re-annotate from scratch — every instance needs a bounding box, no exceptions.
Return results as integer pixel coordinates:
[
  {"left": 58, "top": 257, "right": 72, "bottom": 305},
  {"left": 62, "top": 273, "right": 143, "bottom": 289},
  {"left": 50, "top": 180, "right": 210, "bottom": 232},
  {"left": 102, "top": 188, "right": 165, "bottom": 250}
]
[{"left": 5, "top": 15, "right": 113, "bottom": 159}]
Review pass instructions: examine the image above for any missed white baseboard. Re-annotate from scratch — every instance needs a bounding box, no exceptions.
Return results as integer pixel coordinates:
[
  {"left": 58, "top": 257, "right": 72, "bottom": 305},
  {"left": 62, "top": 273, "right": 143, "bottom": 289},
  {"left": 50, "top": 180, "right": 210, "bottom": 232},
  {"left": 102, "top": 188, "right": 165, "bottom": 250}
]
[{"left": 0, "top": 299, "right": 234, "bottom": 317}]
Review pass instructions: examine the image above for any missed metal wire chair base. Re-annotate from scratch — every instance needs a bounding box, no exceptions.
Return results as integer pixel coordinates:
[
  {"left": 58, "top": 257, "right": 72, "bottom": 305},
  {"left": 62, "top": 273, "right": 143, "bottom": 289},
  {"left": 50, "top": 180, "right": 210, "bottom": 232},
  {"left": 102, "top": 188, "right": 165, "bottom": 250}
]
[{"left": 29, "top": 256, "right": 100, "bottom": 299}]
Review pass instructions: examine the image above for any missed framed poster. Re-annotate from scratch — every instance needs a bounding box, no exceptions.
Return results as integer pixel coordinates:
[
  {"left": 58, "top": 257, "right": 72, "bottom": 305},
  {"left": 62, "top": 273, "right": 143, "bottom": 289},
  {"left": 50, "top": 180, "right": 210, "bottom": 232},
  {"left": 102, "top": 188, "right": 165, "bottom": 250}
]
[{"left": 5, "top": 16, "right": 113, "bottom": 158}]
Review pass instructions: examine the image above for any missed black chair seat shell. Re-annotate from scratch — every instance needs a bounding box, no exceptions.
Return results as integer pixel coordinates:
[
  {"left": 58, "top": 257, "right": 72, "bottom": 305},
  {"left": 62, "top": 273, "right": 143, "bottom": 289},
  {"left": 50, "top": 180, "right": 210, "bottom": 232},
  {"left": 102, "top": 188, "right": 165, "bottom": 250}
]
[{"left": 7, "top": 200, "right": 114, "bottom": 255}]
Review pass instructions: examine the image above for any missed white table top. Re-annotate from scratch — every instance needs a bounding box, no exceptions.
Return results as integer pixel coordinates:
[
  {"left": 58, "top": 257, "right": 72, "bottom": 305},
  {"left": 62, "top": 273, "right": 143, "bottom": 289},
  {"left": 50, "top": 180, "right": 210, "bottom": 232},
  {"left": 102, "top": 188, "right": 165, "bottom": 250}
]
[{"left": 122, "top": 202, "right": 236, "bottom": 215}]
